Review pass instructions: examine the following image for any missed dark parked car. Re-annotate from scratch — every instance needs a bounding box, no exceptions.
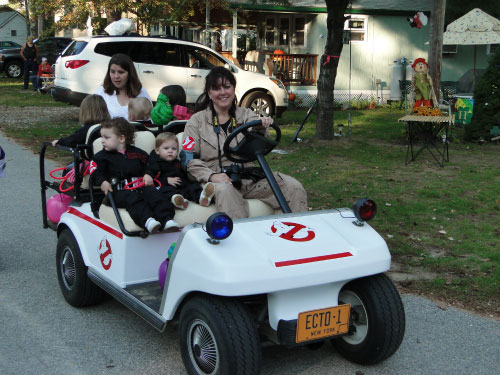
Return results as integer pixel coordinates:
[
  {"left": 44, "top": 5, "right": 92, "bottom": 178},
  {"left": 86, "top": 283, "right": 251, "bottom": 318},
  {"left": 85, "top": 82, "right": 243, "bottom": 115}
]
[
  {"left": 0, "top": 37, "right": 72, "bottom": 78},
  {"left": 0, "top": 41, "right": 22, "bottom": 49}
]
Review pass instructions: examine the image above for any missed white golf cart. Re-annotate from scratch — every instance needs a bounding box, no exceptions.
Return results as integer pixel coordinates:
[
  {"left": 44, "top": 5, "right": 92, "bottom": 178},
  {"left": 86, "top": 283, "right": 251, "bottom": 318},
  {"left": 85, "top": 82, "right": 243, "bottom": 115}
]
[{"left": 40, "top": 120, "right": 405, "bottom": 375}]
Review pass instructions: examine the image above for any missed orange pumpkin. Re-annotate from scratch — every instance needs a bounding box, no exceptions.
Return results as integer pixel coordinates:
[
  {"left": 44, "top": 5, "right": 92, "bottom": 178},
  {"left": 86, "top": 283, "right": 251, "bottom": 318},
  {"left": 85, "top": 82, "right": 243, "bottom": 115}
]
[{"left": 289, "top": 93, "right": 297, "bottom": 101}]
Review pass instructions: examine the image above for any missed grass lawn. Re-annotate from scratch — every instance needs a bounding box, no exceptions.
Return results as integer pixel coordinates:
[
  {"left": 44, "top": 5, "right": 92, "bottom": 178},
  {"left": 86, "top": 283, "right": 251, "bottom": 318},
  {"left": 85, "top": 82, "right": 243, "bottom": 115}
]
[{"left": 1, "top": 78, "right": 499, "bottom": 318}]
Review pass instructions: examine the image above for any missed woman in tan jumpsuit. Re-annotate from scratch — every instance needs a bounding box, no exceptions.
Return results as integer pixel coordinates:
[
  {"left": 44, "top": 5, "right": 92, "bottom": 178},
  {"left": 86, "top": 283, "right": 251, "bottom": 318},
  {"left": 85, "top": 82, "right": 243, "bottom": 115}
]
[{"left": 181, "top": 67, "right": 307, "bottom": 219}]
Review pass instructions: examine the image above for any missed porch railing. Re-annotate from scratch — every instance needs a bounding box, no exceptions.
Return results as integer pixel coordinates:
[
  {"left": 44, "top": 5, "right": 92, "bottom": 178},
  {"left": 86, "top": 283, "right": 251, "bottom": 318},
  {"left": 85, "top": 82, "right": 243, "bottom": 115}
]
[{"left": 267, "top": 53, "right": 318, "bottom": 86}]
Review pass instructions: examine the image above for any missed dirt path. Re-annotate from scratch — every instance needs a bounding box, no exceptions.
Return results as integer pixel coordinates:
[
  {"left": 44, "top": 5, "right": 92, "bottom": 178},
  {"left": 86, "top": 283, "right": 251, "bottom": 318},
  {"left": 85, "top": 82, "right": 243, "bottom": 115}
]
[{"left": 0, "top": 105, "right": 79, "bottom": 127}]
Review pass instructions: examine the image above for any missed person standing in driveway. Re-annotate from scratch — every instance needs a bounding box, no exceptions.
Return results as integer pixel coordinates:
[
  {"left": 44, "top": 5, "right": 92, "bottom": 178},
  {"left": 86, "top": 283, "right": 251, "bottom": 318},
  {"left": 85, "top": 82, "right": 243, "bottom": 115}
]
[{"left": 20, "top": 36, "right": 39, "bottom": 90}]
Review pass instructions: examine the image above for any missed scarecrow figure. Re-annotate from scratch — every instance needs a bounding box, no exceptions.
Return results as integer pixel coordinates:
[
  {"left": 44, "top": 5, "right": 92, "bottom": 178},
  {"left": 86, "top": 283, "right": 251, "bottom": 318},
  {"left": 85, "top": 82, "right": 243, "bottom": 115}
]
[{"left": 411, "top": 58, "right": 437, "bottom": 108}]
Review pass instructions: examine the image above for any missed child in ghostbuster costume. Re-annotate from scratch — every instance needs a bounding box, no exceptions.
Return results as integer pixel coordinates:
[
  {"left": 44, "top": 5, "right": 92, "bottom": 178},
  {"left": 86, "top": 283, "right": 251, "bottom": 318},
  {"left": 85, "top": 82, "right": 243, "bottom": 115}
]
[
  {"left": 146, "top": 132, "right": 215, "bottom": 209},
  {"left": 412, "top": 58, "right": 434, "bottom": 108},
  {"left": 90, "top": 118, "right": 179, "bottom": 233}
]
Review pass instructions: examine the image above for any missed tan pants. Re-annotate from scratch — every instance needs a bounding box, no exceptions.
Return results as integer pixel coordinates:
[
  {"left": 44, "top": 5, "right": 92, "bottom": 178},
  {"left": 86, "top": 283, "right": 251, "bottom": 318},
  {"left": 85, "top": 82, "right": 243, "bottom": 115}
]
[{"left": 213, "top": 172, "right": 308, "bottom": 219}]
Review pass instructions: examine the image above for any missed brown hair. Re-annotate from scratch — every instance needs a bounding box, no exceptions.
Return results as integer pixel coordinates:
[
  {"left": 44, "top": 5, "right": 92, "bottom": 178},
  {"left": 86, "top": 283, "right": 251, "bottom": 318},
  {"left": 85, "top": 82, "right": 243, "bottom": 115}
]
[
  {"left": 155, "top": 132, "right": 178, "bottom": 149},
  {"left": 103, "top": 53, "right": 142, "bottom": 97},
  {"left": 79, "top": 94, "right": 111, "bottom": 126},
  {"left": 128, "top": 97, "right": 153, "bottom": 121},
  {"left": 160, "top": 85, "right": 186, "bottom": 107},
  {"left": 195, "top": 66, "right": 237, "bottom": 113},
  {"left": 100, "top": 118, "right": 135, "bottom": 144}
]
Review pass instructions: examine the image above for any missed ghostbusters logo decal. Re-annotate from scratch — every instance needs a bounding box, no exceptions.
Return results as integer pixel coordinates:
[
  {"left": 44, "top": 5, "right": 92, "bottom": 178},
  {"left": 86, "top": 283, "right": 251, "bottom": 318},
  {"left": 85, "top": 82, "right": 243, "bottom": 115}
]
[
  {"left": 268, "top": 221, "right": 315, "bottom": 242},
  {"left": 89, "top": 160, "right": 97, "bottom": 175},
  {"left": 182, "top": 136, "right": 195, "bottom": 151},
  {"left": 98, "top": 237, "right": 112, "bottom": 270}
]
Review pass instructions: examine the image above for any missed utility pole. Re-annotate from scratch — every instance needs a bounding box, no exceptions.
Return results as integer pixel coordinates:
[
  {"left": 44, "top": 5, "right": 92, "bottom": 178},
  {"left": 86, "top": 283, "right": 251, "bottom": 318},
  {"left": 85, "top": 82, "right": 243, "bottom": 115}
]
[{"left": 428, "top": 0, "right": 446, "bottom": 102}]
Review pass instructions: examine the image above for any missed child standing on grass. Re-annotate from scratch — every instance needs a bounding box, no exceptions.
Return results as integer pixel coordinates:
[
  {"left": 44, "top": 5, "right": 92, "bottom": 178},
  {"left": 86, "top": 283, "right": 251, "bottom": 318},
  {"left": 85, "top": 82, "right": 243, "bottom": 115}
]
[
  {"left": 51, "top": 94, "right": 111, "bottom": 148},
  {"left": 128, "top": 97, "right": 153, "bottom": 126},
  {"left": 90, "top": 118, "right": 179, "bottom": 233},
  {"left": 150, "top": 85, "right": 191, "bottom": 125},
  {"left": 146, "top": 132, "right": 215, "bottom": 209}
]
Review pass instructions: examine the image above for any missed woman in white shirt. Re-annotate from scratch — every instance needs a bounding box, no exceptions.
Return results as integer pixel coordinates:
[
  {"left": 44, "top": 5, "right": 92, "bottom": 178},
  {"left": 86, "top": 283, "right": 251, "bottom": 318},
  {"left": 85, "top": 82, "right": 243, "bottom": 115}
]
[{"left": 94, "top": 53, "right": 152, "bottom": 119}]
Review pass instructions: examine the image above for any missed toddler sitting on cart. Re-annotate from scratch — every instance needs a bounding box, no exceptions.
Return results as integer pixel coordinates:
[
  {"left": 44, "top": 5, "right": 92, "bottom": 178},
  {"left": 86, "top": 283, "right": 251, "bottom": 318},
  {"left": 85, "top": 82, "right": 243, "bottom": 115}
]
[{"left": 90, "top": 118, "right": 179, "bottom": 233}]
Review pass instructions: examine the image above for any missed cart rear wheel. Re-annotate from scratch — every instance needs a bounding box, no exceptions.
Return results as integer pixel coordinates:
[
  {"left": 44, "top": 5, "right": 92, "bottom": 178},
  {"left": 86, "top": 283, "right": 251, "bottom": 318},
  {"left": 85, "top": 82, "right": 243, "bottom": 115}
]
[
  {"left": 331, "top": 273, "right": 405, "bottom": 364},
  {"left": 179, "top": 295, "right": 261, "bottom": 375},
  {"left": 56, "top": 229, "right": 106, "bottom": 307}
]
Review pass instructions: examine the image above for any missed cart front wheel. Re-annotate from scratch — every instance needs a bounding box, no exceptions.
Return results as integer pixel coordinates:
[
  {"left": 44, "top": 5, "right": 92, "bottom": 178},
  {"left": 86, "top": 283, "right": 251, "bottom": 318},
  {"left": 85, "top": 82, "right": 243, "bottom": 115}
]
[
  {"left": 331, "top": 273, "right": 405, "bottom": 365},
  {"left": 179, "top": 295, "right": 261, "bottom": 375},
  {"left": 56, "top": 229, "right": 106, "bottom": 307}
]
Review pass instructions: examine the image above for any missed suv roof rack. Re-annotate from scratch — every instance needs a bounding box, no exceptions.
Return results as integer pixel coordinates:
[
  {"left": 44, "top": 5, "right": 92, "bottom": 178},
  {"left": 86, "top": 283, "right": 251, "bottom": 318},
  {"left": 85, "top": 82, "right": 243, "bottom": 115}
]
[{"left": 92, "top": 34, "right": 179, "bottom": 40}]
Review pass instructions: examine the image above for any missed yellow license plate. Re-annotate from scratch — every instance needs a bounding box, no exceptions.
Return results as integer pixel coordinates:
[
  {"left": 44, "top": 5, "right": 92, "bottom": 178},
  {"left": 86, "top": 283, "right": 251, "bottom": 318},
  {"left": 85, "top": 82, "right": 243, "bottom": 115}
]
[{"left": 296, "top": 304, "right": 351, "bottom": 343}]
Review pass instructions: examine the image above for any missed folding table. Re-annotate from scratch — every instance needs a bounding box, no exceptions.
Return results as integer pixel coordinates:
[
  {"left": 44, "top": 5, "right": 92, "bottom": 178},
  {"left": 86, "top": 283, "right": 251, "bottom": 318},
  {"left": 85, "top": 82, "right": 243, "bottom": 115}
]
[{"left": 398, "top": 115, "right": 454, "bottom": 167}]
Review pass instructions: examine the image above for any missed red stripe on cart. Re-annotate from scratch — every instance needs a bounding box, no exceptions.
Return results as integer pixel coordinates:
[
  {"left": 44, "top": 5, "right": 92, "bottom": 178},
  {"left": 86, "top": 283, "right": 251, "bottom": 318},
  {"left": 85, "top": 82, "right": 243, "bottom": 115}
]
[
  {"left": 275, "top": 252, "right": 353, "bottom": 267},
  {"left": 67, "top": 207, "right": 123, "bottom": 239}
]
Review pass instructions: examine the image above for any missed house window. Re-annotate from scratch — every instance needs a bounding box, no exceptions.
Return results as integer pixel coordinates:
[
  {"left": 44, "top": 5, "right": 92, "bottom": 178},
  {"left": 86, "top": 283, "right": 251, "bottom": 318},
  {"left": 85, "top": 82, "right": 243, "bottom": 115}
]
[
  {"left": 265, "top": 17, "right": 275, "bottom": 46},
  {"left": 443, "top": 44, "right": 457, "bottom": 54},
  {"left": 487, "top": 44, "right": 499, "bottom": 55},
  {"left": 279, "top": 17, "right": 289, "bottom": 46},
  {"left": 344, "top": 16, "right": 367, "bottom": 43},
  {"left": 294, "top": 17, "right": 305, "bottom": 46},
  {"left": 153, "top": 24, "right": 159, "bottom": 32},
  {"left": 11, "top": 30, "right": 17, "bottom": 36}
]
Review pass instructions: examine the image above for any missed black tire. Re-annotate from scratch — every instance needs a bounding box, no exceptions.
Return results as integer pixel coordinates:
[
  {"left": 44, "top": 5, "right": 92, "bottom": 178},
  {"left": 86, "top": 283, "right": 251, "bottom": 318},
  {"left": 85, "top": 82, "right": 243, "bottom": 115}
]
[
  {"left": 241, "top": 91, "right": 275, "bottom": 117},
  {"left": 331, "top": 273, "right": 405, "bottom": 365},
  {"left": 56, "top": 229, "right": 107, "bottom": 307},
  {"left": 179, "top": 295, "right": 261, "bottom": 375},
  {"left": 5, "top": 60, "right": 23, "bottom": 78}
]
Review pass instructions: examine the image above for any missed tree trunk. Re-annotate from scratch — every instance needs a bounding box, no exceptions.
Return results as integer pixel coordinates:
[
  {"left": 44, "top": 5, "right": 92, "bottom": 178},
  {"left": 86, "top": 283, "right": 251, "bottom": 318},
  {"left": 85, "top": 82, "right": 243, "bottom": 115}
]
[
  {"left": 316, "top": 0, "right": 350, "bottom": 140},
  {"left": 428, "top": 0, "right": 446, "bottom": 103}
]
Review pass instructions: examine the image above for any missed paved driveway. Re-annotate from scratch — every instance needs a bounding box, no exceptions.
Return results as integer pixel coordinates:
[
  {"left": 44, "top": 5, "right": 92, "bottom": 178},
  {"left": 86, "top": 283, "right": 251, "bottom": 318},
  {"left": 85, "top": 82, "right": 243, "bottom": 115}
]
[{"left": 0, "top": 132, "right": 499, "bottom": 375}]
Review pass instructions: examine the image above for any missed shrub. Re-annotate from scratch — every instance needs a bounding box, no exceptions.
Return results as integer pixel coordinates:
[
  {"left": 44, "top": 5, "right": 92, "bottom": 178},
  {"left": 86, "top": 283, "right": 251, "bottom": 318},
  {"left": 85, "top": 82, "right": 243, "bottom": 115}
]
[{"left": 465, "top": 48, "right": 500, "bottom": 141}]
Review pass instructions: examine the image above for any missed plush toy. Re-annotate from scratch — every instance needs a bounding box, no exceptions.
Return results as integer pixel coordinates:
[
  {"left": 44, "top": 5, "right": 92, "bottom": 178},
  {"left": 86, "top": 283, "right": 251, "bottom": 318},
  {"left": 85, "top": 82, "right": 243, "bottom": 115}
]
[
  {"left": 411, "top": 58, "right": 436, "bottom": 108},
  {"left": 408, "top": 12, "right": 428, "bottom": 29}
]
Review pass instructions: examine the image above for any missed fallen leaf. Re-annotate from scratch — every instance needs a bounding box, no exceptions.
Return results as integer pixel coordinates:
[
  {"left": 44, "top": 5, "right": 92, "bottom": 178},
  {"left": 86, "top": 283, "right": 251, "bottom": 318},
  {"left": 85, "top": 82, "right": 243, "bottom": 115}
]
[
  {"left": 387, "top": 234, "right": 394, "bottom": 238},
  {"left": 385, "top": 203, "right": 392, "bottom": 206},
  {"left": 439, "top": 230, "right": 447, "bottom": 235},
  {"left": 448, "top": 237, "right": 454, "bottom": 241},
  {"left": 432, "top": 217, "right": 436, "bottom": 220}
]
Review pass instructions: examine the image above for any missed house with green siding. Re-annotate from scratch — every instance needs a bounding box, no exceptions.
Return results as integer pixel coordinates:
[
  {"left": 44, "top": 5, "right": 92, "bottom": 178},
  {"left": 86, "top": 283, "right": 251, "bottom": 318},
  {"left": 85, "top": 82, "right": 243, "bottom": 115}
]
[{"left": 205, "top": 0, "right": 495, "bottom": 105}]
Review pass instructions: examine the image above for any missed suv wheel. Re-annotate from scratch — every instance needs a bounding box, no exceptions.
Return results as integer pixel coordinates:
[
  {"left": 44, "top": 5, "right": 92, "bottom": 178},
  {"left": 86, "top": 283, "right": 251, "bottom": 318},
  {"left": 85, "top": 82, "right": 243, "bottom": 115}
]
[
  {"left": 242, "top": 91, "right": 275, "bottom": 117},
  {"left": 5, "top": 61, "right": 23, "bottom": 78}
]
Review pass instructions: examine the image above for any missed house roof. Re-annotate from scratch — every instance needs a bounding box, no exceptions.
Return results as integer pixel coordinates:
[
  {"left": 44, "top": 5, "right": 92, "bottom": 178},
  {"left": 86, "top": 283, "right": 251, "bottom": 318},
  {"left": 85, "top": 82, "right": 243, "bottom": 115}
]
[
  {"left": 0, "top": 10, "right": 24, "bottom": 29},
  {"left": 230, "top": 0, "right": 432, "bottom": 14}
]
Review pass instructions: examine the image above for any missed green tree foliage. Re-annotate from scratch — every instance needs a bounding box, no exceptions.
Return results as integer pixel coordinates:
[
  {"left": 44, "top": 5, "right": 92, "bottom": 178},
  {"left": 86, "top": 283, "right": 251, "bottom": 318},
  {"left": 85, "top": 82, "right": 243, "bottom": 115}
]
[
  {"left": 465, "top": 48, "right": 500, "bottom": 141},
  {"left": 13, "top": 0, "right": 231, "bottom": 36}
]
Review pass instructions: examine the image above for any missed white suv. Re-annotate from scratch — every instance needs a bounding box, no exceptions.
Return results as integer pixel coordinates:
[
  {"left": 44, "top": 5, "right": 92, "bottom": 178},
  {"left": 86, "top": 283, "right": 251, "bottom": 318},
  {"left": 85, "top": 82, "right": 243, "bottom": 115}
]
[{"left": 52, "top": 35, "right": 288, "bottom": 117}]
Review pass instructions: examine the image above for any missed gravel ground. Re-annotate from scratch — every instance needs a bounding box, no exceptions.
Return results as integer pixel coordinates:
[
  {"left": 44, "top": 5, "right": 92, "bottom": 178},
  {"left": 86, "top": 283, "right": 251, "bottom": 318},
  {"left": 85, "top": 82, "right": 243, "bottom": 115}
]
[{"left": 0, "top": 105, "right": 79, "bottom": 128}]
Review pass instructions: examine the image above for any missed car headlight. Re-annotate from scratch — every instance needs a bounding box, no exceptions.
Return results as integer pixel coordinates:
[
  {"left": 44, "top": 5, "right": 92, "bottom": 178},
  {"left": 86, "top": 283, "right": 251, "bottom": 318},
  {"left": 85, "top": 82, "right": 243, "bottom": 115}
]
[
  {"left": 205, "top": 212, "right": 233, "bottom": 244},
  {"left": 269, "top": 77, "right": 286, "bottom": 90}
]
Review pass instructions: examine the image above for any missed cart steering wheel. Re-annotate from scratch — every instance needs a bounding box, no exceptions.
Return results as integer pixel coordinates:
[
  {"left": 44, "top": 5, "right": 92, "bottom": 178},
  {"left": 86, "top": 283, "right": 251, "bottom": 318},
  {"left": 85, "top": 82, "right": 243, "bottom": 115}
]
[{"left": 223, "top": 120, "right": 281, "bottom": 163}]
